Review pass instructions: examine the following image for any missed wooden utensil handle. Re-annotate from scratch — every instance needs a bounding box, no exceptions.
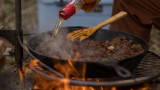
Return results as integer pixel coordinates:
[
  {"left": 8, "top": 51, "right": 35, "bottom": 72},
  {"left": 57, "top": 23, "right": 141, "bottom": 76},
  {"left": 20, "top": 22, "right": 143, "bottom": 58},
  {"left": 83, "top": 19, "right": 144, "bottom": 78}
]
[{"left": 94, "top": 11, "right": 127, "bottom": 30}]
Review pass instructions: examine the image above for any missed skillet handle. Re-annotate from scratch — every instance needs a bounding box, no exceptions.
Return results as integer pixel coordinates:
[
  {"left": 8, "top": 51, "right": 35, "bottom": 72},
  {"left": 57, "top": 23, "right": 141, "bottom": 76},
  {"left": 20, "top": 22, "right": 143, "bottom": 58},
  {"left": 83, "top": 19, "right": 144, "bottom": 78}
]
[
  {"left": 98, "top": 62, "right": 131, "bottom": 78},
  {"left": 114, "top": 65, "right": 131, "bottom": 78}
]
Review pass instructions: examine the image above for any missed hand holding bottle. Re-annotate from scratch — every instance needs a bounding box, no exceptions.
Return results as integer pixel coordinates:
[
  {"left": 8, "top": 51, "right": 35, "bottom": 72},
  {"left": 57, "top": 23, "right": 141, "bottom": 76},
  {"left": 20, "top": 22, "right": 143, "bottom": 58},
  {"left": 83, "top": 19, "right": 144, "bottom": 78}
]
[
  {"left": 59, "top": 0, "right": 101, "bottom": 20},
  {"left": 82, "top": 0, "right": 101, "bottom": 12}
]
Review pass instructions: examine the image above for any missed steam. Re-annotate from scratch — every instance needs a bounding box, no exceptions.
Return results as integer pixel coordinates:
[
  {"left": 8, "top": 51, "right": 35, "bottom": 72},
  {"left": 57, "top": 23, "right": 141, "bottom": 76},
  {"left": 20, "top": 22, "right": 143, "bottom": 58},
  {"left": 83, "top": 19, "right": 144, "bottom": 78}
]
[
  {"left": 36, "top": 28, "right": 75, "bottom": 60},
  {"left": 35, "top": 28, "right": 145, "bottom": 61}
]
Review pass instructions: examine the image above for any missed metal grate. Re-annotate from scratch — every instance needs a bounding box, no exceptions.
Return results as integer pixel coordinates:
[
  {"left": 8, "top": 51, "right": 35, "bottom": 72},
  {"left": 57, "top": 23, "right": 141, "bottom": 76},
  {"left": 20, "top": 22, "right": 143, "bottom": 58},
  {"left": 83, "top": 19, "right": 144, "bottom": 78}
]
[{"left": 132, "top": 51, "right": 160, "bottom": 78}]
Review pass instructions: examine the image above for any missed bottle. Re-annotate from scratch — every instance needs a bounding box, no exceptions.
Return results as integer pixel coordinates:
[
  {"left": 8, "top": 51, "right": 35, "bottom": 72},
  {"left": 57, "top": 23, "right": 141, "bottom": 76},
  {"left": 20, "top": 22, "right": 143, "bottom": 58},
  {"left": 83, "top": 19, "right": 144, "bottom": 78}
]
[
  {"left": 59, "top": 0, "right": 85, "bottom": 20},
  {"left": 52, "top": 0, "right": 85, "bottom": 38},
  {"left": 52, "top": 0, "right": 100, "bottom": 38}
]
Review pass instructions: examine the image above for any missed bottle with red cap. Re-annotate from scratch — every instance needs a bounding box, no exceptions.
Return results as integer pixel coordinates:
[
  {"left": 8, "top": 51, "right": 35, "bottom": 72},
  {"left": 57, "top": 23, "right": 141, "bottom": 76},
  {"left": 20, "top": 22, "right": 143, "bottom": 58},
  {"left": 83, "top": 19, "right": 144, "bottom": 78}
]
[
  {"left": 52, "top": 0, "right": 100, "bottom": 38},
  {"left": 52, "top": 0, "right": 85, "bottom": 38},
  {"left": 59, "top": 0, "right": 85, "bottom": 20}
]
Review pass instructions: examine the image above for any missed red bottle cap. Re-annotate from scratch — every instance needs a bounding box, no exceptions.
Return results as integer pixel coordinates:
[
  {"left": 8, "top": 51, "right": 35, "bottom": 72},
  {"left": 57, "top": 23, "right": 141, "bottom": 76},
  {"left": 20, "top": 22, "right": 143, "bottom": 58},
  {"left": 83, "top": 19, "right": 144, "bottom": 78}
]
[{"left": 59, "top": 4, "right": 76, "bottom": 20}]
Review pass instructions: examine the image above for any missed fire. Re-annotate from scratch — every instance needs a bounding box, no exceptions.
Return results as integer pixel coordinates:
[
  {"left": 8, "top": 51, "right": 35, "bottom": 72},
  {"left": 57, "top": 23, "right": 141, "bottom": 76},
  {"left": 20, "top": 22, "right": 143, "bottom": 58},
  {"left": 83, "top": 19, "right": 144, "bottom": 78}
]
[
  {"left": 15, "top": 58, "right": 153, "bottom": 90},
  {"left": 60, "top": 78, "right": 70, "bottom": 84},
  {"left": 17, "top": 54, "right": 153, "bottom": 90},
  {"left": 18, "top": 69, "right": 23, "bottom": 82},
  {"left": 130, "top": 83, "right": 153, "bottom": 90},
  {"left": 29, "top": 58, "right": 118, "bottom": 90},
  {"left": 30, "top": 59, "right": 39, "bottom": 67},
  {"left": 112, "top": 87, "right": 116, "bottom": 90},
  {"left": 15, "top": 44, "right": 153, "bottom": 90}
]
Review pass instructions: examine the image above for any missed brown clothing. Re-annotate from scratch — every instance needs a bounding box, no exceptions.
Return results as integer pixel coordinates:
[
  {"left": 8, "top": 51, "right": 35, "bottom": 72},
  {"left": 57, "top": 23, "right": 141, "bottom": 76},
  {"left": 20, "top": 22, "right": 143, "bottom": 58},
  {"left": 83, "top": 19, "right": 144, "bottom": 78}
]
[{"left": 109, "top": 0, "right": 160, "bottom": 42}]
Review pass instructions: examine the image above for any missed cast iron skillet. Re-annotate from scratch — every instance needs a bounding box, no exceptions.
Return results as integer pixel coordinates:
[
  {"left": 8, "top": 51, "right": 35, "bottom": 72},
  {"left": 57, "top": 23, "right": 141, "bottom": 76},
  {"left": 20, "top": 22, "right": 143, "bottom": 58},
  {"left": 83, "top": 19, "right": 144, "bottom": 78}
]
[{"left": 27, "top": 26, "right": 149, "bottom": 78}]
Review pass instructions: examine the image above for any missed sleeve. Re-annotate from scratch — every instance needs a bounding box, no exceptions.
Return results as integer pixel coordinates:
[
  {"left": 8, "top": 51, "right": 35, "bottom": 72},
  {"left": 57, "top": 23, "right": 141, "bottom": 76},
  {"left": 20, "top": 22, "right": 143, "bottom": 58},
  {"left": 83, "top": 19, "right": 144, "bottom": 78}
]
[
  {"left": 153, "top": 18, "right": 160, "bottom": 30},
  {"left": 110, "top": 0, "right": 160, "bottom": 42}
]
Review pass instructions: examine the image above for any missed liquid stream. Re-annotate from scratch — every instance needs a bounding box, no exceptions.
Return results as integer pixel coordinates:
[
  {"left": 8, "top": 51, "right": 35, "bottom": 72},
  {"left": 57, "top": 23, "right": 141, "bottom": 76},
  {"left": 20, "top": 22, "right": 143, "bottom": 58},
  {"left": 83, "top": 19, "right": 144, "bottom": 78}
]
[
  {"left": 51, "top": 0, "right": 101, "bottom": 39},
  {"left": 51, "top": 7, "right": 82, "bottom": 39},
  {"left": 51, "top": 18, "right": 64, "bottom": 39}
]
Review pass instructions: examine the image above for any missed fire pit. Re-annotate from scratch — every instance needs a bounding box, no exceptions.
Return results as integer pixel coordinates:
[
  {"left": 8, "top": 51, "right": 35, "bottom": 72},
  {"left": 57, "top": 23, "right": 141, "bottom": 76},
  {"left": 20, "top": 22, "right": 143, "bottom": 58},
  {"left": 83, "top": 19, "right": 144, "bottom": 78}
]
[
  {"left": 25, "top": 27, "right": 159, "bottom": 90},
  {"left": 29, "top": 51, "right": 160, "bottom": 90}
]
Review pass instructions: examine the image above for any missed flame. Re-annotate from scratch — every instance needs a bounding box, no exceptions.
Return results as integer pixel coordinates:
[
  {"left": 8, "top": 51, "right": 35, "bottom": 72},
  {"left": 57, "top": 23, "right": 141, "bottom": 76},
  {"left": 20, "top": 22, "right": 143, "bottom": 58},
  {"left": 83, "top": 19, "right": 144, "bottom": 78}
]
[
  {"left": 30, "top": 58, "right": 118, "bottom": 90},
  {"left": 15, "top": 57, "right": 153, "bottom": 90},
  {"left": 30, "top": 58, "right": 153, "bottom": 90},
  {"left": 18, "top": 69, "right": 23, "bottom": 82},
  {"left": 30, "top": 59, "right": 39, "bottom": 67},
  {"left": 18, "top": 59, "right": 38, "bottom": 83},
  {"left": 25, "top": 53, "right": 152, "bottom": 90},
  {"left": 60, "top": 78, "right": 70, "bottom": 84},
  {"left": 112, "top": 87, "right": 117, "bottom": 90},
  {"left": 130, "top": 82, "right": 153, "bottom": 90},
  {"left": 29, "top": 58, "right": 153, "bottom": 90}
]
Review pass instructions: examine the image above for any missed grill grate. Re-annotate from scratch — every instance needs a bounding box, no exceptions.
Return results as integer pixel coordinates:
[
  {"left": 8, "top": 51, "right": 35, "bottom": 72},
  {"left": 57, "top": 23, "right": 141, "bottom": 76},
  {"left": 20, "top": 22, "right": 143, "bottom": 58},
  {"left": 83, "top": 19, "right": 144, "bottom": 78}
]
[{"left": 132, "top": 51, "right": 160, "bottom": 77}]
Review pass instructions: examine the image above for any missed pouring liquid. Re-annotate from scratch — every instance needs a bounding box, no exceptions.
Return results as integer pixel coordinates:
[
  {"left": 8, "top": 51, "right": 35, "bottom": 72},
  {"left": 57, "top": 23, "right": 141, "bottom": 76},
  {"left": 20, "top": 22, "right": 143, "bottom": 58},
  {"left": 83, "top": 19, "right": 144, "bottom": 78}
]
[
  {"left": 51, "top": 11, "right": 80, "bottom": 39},
  {"left": 51, "top": 0, "right": 101, "bottom": 39},
  {"left": 51, "top": 2, "right": 83, "bottom": 39},
  {"left": 51, "top": 18, "right": 64, "bottom": 39}
]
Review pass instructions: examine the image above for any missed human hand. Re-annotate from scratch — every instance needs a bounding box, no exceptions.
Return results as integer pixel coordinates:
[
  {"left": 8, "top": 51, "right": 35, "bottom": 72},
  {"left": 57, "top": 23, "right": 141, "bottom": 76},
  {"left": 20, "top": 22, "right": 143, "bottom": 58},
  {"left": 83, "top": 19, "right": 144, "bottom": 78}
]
[{"left": 82, "top": 0, "right": 101, "bottom": 12}]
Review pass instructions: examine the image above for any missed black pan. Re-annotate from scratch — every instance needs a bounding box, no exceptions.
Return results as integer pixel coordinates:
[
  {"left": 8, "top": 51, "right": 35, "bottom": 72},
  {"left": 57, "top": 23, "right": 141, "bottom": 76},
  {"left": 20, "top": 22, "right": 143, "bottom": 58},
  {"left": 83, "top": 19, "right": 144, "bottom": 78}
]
[{"left": 27, "top": 26, "right": 149, "bottom": 78}]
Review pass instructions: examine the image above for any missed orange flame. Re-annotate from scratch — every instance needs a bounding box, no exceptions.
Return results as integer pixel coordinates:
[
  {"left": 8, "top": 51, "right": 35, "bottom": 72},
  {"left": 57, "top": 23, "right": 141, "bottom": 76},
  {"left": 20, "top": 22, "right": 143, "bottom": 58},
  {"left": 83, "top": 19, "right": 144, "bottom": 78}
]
[
  {"left": 18, "top": 69, "right": 23, "bottom": 82},
  {"left": 14, "top": 56, "right": 153, "bottom": 90},
  {"left": 27, "top": 54, "right": 152, "bottom": 90},
  {"left": 30, "top": 58, "right": 118, "bottom": 90}
]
